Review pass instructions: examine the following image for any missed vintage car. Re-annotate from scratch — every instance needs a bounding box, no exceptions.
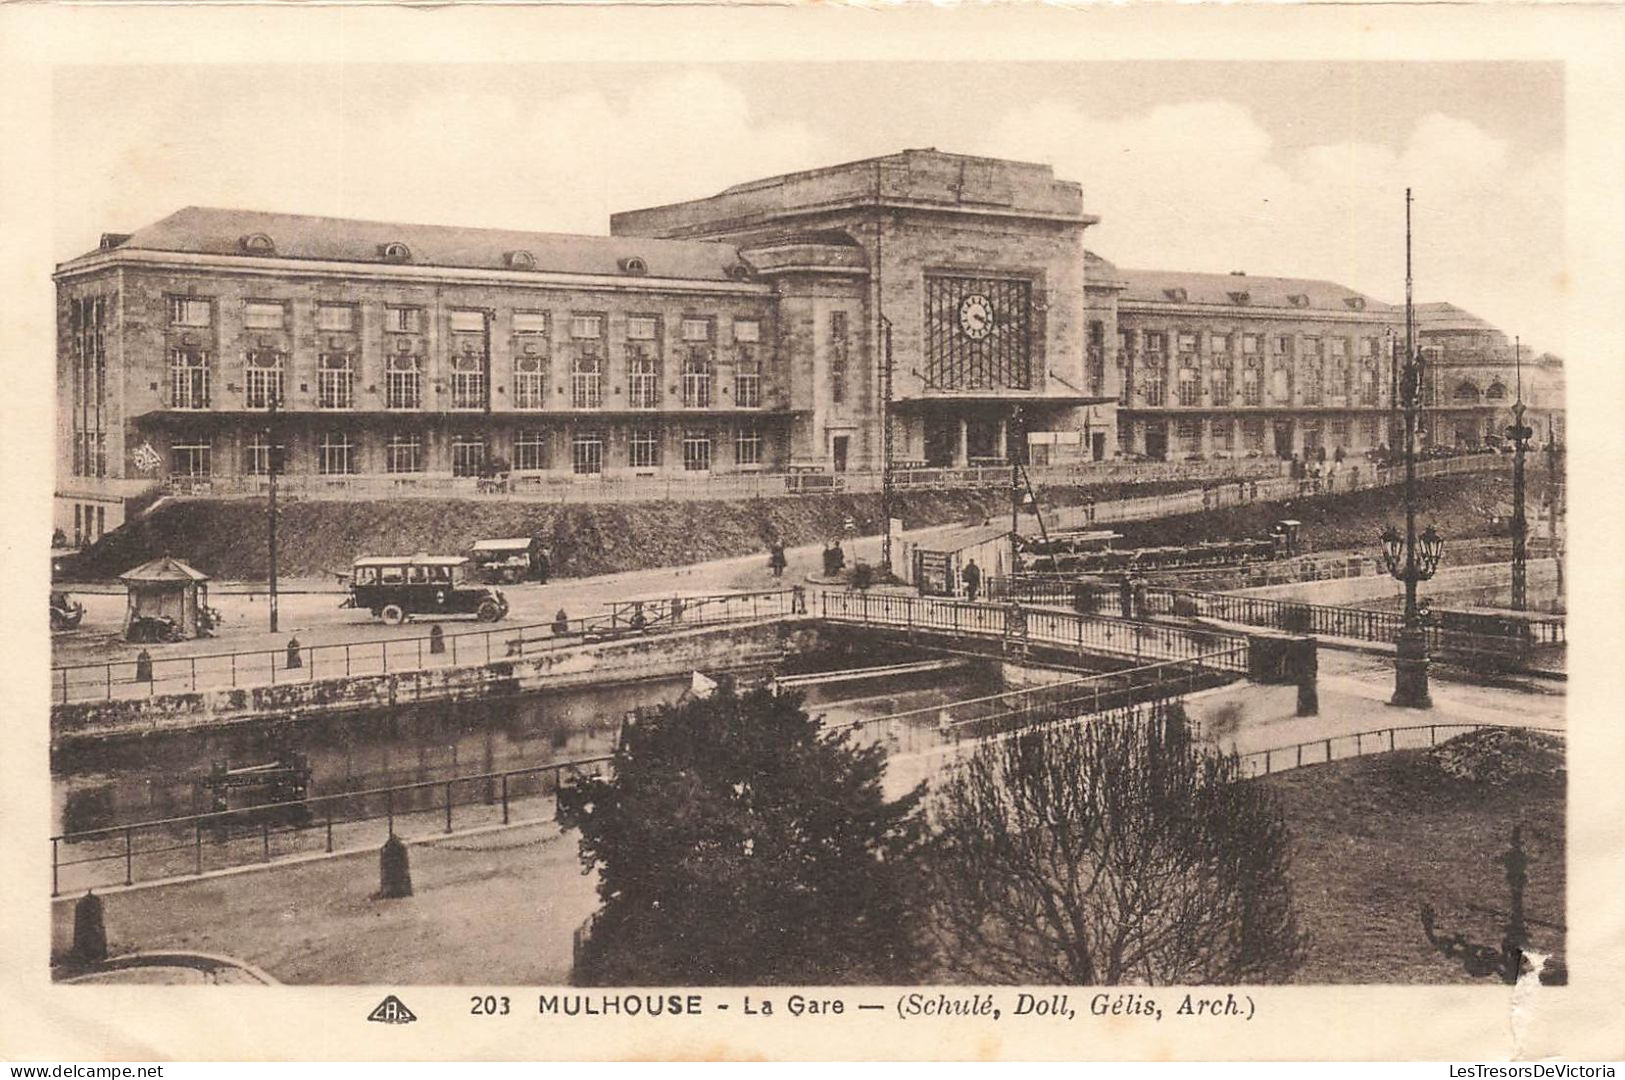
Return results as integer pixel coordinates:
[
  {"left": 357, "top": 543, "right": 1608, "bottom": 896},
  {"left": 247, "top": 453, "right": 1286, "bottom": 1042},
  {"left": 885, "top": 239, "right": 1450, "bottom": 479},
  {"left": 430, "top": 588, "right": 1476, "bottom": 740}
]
[
  {"left": 469, "top": 537, "right": 551, "bottom": 584},
  {"left": 49, "top": 591, "right": 85, "bottom": 631},
  {"left": 344, "top": 555, "right": 509, "bottom": 625}
]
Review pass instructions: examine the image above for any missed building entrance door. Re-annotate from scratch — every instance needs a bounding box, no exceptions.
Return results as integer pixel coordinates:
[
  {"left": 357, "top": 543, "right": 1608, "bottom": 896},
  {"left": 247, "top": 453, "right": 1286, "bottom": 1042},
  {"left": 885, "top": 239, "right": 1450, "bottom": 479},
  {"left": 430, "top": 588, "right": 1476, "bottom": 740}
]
[
  {"left": 1091, "top": 432, "right": 1107, "bottom": 462},
  {"left": 923, "top": 419, "right": 954, "bottom": 467},
  {"left": 831, "top": 435, "right": 849, "bottom": 473},
  {"left": 1273, "top": 420, "right": 1295, "bottom": 459},
  {"left": 1144, "top": 422, "right": 1168, "bottom": 462}
]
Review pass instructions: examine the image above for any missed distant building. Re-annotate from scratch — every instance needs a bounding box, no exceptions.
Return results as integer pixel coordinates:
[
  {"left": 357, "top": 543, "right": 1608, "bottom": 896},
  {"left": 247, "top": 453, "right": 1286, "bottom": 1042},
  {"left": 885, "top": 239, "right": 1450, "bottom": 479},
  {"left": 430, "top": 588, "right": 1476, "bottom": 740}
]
[{"left": 54, "top": 148, "right": 1561, "bottom": 536}]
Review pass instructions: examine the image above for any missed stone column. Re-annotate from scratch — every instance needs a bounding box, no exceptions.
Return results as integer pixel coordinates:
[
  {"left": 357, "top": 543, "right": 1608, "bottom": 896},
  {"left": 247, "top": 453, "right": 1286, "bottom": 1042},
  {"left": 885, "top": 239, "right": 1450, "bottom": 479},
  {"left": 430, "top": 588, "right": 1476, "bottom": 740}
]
[
  {"left": 996, "top": 418, "right": 1009, "bottom": 462},
  {"left": 955, "top": 416, "right": 969, "bottom": 467}
]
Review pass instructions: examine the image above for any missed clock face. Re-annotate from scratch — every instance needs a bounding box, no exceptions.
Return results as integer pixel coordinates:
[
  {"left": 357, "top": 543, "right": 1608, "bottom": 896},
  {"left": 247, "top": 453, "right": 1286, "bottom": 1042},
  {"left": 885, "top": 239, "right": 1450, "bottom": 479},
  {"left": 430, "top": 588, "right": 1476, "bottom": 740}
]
[{"left": 958, "top": 294, "right": 995, "bottom": 341}]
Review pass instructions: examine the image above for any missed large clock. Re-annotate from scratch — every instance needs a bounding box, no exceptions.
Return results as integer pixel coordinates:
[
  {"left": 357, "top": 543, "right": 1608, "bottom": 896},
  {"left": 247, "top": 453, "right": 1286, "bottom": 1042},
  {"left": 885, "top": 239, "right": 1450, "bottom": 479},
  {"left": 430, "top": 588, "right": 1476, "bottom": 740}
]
[{"left": 958, "top": 294, "right": 995, "bottom": 341}]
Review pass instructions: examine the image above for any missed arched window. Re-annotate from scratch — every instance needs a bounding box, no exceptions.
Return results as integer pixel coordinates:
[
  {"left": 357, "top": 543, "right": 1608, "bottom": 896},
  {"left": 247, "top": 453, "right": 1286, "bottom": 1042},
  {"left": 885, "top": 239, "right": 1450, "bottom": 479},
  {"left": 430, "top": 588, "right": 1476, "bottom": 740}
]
[
  {"left": 619, "top": 257, "right": 648, "bottom": 276},
  {"left": 1453, "top": 381, "right": 1481, "bottom": 404},
  {"left": 239, "top": 233, "right": 275, "bottom": 255},
  {"left": 1484, "top": 381, "right": 1508, "bottom": 402},
  {"left": 506, "top": 250, "right": 536, "bottom": 269},
  {"left": 379, "top": 241, "right": 412, "bottom": 263}
]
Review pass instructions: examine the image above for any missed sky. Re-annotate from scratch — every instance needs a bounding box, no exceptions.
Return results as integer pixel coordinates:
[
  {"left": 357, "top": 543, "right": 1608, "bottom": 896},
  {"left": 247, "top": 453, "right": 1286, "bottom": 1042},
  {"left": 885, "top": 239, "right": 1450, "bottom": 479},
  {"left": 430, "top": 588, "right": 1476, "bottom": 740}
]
[{"left": 54, "top": 62, "right": 1565, "bottom": 354}]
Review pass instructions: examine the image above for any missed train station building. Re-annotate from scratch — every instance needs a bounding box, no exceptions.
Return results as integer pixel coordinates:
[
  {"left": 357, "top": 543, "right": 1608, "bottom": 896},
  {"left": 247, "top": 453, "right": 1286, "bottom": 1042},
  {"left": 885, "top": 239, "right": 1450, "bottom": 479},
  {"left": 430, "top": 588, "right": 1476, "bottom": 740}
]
[{"left": 54, "top": 148, "right": 1559, "bottom": 538}]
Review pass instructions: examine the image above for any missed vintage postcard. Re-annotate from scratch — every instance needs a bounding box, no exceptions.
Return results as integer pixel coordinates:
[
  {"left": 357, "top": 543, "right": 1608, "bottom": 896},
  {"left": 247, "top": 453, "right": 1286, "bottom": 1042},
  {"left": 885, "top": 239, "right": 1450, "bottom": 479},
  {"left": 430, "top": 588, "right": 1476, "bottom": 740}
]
[{"left": 1, "top": 3, "right": 1622, "bottom": 1063}]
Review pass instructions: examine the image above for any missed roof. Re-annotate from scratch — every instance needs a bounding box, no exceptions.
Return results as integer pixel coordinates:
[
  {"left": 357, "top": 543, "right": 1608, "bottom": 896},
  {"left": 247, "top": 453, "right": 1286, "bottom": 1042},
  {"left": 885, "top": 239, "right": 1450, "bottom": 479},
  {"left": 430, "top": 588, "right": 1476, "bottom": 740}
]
[
  {"left": 119, "top": 556, "right": 210, "bottom": 584},
  {"left": 1414, "top": 302, "right": 1499, "bottom": 333},
  {"left": 470, "top": 538, "right": 538, "bottom": 553},
  {"left": 352, "top": 555, "right": 468, "bottom": 568},
  {"left": 1115, "top": 267, "right": 1392, "bottom": 314},
  {"left": 916, "top": 523, "right": 1013, "bottom": 554},
  {"left": 72, "top": 207, "right": 748, "bottom": 281}
]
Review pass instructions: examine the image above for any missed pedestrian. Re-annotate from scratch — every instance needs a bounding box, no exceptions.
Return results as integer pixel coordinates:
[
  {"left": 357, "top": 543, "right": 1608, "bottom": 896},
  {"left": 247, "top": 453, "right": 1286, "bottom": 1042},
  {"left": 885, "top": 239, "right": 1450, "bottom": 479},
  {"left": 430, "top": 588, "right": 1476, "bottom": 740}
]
[
  {"left": 768, "top": 541, "right": 787, "bottom": 579},
  {"left": 962, "top": 558, "right": 982, "bottom": 603},
  {"left": 551, "top": 608, "right": 571, "bottom": 636}
]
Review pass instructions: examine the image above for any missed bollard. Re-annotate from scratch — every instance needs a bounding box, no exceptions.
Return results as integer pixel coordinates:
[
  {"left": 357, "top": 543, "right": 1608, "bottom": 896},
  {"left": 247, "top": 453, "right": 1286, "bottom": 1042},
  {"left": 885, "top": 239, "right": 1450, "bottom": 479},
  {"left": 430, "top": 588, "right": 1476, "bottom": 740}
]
[
  {"left": 134, "top": 650, "right": 153, "bottom": 683},
  {"left": 72, "top": 891, "right": 107, "bottom": 963},
  {"left": 377, "top": 835, "right": 413, "bottom": 899},
  {"left": 428, "top": 624, "right": 445, "bottom": 655},
  {"left": 285, "top": 637, "right": 302, "bottom": 670},
  {"left": 1292, "top": 636, "right": 1319, "bottom": 717}
]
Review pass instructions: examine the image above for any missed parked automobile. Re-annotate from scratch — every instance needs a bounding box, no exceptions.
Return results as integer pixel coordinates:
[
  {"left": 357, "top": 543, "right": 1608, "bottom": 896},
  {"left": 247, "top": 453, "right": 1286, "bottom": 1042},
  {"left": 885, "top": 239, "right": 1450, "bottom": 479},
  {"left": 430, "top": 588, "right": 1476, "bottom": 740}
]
[
  {"left": 343, "top": 555, "right": 509, "bottom": 625},
  {"left": 50, "top": 591, "right": 85, "bottom": 631},
  {"left": 469, "top": 537, "right": 550, "bottom": 584}
]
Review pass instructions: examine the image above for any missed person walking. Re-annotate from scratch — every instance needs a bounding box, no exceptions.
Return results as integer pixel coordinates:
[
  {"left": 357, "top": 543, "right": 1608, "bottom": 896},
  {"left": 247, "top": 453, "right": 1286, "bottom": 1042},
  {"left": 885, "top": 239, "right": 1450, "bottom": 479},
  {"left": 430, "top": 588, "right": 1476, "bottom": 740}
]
[
  {"left": 962, "top": 558, "right": 982, "bottom": 603},
  {"left": 768, "top": 541, "right": 787, "bottom": 579}
]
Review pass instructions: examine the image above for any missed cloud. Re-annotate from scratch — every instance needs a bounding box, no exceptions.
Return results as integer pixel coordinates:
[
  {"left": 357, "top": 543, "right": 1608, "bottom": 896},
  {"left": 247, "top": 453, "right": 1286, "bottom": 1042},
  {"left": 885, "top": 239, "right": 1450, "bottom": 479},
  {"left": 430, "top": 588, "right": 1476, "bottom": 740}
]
[{"left": 981, "top": 100, "right": 1564, "bottom": 354}]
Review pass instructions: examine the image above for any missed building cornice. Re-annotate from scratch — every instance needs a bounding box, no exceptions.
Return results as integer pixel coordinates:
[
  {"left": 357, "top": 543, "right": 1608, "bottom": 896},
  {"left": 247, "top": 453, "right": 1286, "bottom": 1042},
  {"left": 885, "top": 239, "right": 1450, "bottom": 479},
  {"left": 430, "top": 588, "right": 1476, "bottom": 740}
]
[
  {"left": 1118, "top": 300, "right": 1402, "bottom": 325},
  {"left": 53, "top": 249, "right": 775, "bottom": 297}
]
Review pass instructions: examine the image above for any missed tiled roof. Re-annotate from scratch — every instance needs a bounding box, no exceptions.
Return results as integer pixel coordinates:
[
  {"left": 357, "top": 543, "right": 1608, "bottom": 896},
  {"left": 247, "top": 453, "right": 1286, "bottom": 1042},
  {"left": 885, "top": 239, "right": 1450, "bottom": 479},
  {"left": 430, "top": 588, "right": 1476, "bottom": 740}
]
[
  {"left": 1114, "top": 267, "right": 1393, "bottom": 314},
  {"left": 71, "top": 207, "right": 748, "bottom": 281},
  {"left": 119, "top": 555, "right": 210, "bottom": 583}
]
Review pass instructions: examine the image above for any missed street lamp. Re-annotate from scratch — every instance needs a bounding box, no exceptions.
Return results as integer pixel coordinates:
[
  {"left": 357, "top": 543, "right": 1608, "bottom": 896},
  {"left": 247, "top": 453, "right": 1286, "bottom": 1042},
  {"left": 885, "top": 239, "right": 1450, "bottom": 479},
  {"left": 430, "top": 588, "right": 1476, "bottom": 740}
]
[{"left": 1382, "top": 189, "right": 1446, "bottom": 709}]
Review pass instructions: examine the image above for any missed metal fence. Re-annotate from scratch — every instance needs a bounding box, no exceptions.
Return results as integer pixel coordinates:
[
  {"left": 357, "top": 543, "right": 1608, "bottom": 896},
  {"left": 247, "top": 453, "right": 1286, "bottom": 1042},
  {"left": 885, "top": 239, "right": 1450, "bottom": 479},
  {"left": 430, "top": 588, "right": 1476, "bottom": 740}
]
[
  {"left": 52, "top": 588, "right": 801, "bottom": 705},
  {"left": 830, "top": 651, "right": 1244, "bottom": 758},
  {"left": 50, "top": 755, "right": 614, "bottom": 896},
  {"left": 165, "top": 458, "right": 1290, "bottom": 505},
  {"left": 817, "top": 590, "right": 1249, "bottom": 671},
  {"left": 1237, "top": 723, "right": 1565, "bottom": 779}
]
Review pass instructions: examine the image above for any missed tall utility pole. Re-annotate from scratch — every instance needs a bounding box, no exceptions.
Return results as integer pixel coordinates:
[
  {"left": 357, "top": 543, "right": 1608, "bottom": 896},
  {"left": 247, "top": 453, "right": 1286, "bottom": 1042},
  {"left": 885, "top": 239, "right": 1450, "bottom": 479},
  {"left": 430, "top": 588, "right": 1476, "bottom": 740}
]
[
  {"left": 1547, "top": 416, "right": 1564, "bottom": 598},
  {"left": 879, "top": 315, "right": 895, "bottom": 576},
  {"left": 267, "top": 394, "right": 280, "bottom": 633},
  {"left": 1009, "top": 404, "right": 1024, "bottom": 581},
  {"left": 1508, "top": 336, "right": 1532, "bottom": 611}
]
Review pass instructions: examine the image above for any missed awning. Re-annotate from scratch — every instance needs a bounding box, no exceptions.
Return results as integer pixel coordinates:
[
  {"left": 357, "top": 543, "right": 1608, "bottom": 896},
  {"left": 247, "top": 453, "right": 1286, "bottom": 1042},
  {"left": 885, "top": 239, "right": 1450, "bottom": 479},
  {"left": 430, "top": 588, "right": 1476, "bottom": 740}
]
[
  {"left": 352, "top": 555, "right": 468, "bottom": 568},
  {"left": 471, "top": 538, "right": 536, "bottom": 554}
]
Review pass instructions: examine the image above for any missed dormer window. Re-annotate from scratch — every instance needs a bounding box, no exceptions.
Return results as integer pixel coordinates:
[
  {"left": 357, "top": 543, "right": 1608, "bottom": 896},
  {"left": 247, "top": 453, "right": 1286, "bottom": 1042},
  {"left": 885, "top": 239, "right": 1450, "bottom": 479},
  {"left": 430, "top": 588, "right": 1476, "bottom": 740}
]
[
  {"left": 506, "top": 250, "right": 536, "bottom": 270},
  {"left": 379, "top": 242, "right": 412, "bottom": 263},
  {"left": 1287, "top": 294, "right": 1310, "bottom": 308},
  {"left": 619, "top": 257, "right": 648, "bottom": 276},
  {"left": 239, "top": 233, "right": 276, "bottom": 256},
  {"left": 1344, "top": 296, "right": 1367, "bottom": 311},
  {"left": 1163, "top": 287, "right": 1188, "bottom": 303},
  {"left": 1227, "top": 291, "right": 1250, "bottom": 306},
  {"left": 725, "top": 263, "right": 752, "bottom": 282}
]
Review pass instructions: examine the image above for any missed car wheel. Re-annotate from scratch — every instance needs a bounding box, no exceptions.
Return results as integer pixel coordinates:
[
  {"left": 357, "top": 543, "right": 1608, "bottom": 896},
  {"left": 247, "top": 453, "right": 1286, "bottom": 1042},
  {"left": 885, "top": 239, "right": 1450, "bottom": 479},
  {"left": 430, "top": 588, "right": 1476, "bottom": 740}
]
[
  {"left": 381, "top": 604, "right": 407, "bottom": 626},
  {"left": 477, "top": 599, "right": 503, "bottom": 622}
]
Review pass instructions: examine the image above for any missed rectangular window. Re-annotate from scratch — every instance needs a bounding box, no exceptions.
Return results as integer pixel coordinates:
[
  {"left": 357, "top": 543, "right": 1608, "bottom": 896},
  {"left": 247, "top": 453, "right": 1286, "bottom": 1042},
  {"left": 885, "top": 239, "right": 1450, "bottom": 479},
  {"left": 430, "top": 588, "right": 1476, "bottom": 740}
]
[
  {"left": 1117, "top": 330, "right": 1132, "bottom": 353},
  {"left": 1177, "top": 367, "right": 1201, "bottom": 407},
  {"left": 1142, "top": 365, "right": 1166, "bottom": 407},
  {"left": 244, "top": 301, "right": 286, "bottom": 330},
  {"left": 733, "top": 319, "right": 761, "bottom": 344},
  {"left": 1360, "top": 336, "right": 1378, "bottom": 358},
  {"left": 1242, "top": 334, "right": 1260, "bottom": 355},
  {"left": 682, "top": 432, "right": 712, "bottom": 472},
  {"left": 451, "top": 434, "right": 486, "bottom": 477},
  {"left": 449, "top": 309, "right": 486, "bottom": 334},
  {"left": 513, "top": 431, "right": 547, "bottom": 472},
  {"left": 1177, "top": 332, "right": 1199, "bottom": 354},
  {"left": 244, "top": 351, "right": 284, "bottom": 409},
  {"left": 571, "top": 314, "right": 603, "bottom": 340},
  {"left": 1302, "top": 364, "right": 1324, "bottom": 406},
  {"left": 1242, "top": 366, "right": 1262, "bottom": 406},
  {"left": 1143, "top": 331, "right": 1166, "bottom": 355},
  {"left": 627, "top": 316, "right": 658, "bottom": 341},
  {"left": 572, "top": 349, "right": 603, "bottom": 409},
  {"left": 168, "top": 349, "right": 211, "bottom": 409},
  {"left": 1176, "top": 418, "right": 1201, "bottom": 453},
  {"left": 1302, "top": 337, "right": 1323, "bottom": 359},
  {"left": 628, "top": 429, "right": 660, "bottom": 470},
  {"left": 318, "top": 432, "right": 357, "bottom": 475},
  {"left": 513, "top": 311, "right": 548, "bottom": 335},
  {"left": 735, "top": 360, "right": 761, "bottom": 409},
  {"left": 386, "top": 307, "right": 422, "bottom": 334},
  {"left": 385, "top": 433, "right": 423, "bottom": 474},
  {"left": 244, "top": 433, "right": 285, "bottom": 476},
  {"left": 386, "top": 354, "right": 421, "bottom": 409},
  {"left": 735, "top": 425, "right": 763, "bottom": 466},
  {"left": 1210, "top": 368, "right": 1234, "bottom": 404},
  {"left": 572, "top": 434, "right": 604, "bottom": 476},
  {"left": 1362, "top": 416, "right": 1382, "bottom": 445},
  {"left": 1359, "top": 367, "right": 1378, "bottom": 407},
  {"left": 171, "top": 441, "right": 212, "bottom": 478},
  {"left": 513, "top": 355, "right": 547, "bottom": 410},
  {"left": 681, "top": 318, "right": 711, "bottom": 343},
  {"left": 1274, "top": 336, "right": 1293, "bottom": 356},
  {"left": 450, "top": 354, "right": 486, "bottom": 410},
  {"left": 627, "top": 345, "right": 659, "bottom": 409},
  {"left": 829, "top": 310, "right": 849, "bottom": 405},
  {"left": 682, "top": 348, "right": 713, "bottom": 409},
  {"left": 1213, "top": 419, "right": 1235, "bottom": 450},
  {"left": 169, "top": 298, "right": 212, "bottom": 327},
  {"left": 1244, "top": 418, "right": 1267, "bottom": 450},
  {"left": 1208, "top": 333, "right": 1230, "bottom": 354},
  {"left": 316, "top": 304, "right": 355, "bottom": 332},
  {"left": 1330, "top": 337, "right": 1348, "bottom": 359},
  {"left": 317, "top": 353, "right": 354, "bottom": 409},
  {"left": 1330, "top": 419, "right": 1351, "bottom": 442}
]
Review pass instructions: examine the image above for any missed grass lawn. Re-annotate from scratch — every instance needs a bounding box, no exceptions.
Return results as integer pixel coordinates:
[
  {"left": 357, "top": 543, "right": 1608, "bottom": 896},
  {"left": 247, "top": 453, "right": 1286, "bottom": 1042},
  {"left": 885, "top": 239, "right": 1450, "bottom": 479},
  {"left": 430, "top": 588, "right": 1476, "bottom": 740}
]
[{"left": 1263, "top": 749, "right": 1564, "bottom": 983}]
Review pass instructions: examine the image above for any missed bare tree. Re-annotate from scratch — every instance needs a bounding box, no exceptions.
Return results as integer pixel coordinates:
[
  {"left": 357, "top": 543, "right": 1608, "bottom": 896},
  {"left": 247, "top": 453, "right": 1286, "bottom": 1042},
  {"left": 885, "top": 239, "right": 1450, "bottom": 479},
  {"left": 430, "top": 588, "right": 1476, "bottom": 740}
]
[{"left": 928, "top": 701, "right": 1305, "bottom": 984}]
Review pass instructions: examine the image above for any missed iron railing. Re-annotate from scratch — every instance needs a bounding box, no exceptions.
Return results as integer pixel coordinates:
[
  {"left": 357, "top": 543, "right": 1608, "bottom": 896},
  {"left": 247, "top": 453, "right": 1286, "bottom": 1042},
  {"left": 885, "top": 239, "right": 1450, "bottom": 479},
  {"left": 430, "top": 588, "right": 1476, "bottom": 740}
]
[
  {"left": 52, "top": 589, "right": 801, "bottom": 705},
  {"left": 1237, "top": 723, "right": 1565, "bottom": 779},
  {"left": 817, "top": 591, "right": 1249, "bottom": 671},
  {"left": 50, "top": 755, "right": 614, "bottom": 896}
]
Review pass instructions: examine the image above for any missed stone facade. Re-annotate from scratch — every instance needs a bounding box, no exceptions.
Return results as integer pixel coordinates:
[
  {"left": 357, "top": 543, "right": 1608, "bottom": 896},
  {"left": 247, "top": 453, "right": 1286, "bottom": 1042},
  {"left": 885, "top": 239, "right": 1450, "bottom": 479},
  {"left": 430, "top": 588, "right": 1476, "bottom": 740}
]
[{"left": 55, "top": 149, "right": 1560, "bottom": 533}]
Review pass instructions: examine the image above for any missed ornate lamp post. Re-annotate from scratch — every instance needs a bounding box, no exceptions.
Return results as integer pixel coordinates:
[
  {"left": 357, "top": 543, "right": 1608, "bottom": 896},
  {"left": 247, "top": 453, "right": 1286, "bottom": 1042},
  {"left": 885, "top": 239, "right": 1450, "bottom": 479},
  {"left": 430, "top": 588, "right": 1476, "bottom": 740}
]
[{"left": 1380, "top": 189, "right": 1447, "bottom": 708}]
